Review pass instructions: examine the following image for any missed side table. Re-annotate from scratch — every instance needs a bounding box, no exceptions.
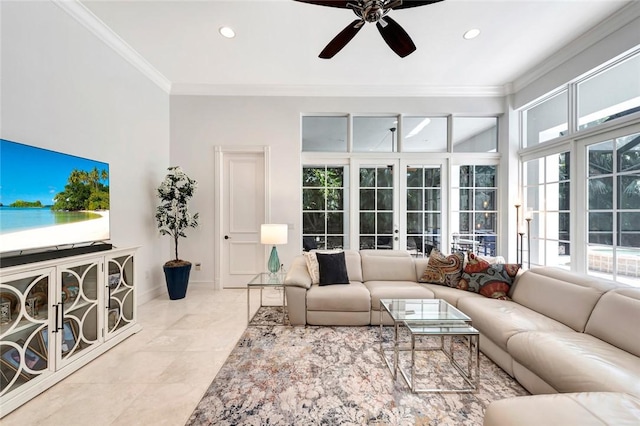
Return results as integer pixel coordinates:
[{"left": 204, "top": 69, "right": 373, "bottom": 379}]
[{"left": 247, "top": 272, "right": 287, "bottom": 325}]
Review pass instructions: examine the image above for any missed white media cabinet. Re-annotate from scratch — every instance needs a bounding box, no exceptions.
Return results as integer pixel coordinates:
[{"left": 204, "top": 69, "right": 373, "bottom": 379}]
[{"left": 0, "top": 247, "right": 141, "bottom": 417}]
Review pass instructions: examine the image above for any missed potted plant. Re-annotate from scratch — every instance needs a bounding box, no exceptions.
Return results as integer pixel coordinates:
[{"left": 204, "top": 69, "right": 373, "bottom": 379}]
[{"left": 155, "top": 166, "right": 199, "bottom": 300}]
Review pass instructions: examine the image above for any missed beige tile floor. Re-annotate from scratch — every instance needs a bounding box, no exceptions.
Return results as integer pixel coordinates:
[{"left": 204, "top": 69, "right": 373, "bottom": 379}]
[{"left": 2, "top": 284, "right": 281, "bottom": 425}]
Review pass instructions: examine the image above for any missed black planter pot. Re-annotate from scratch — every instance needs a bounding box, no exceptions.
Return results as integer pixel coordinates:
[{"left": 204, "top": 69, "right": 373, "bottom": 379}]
[{"left": 163, "top": 262, "right": 192, "bottom": 300}]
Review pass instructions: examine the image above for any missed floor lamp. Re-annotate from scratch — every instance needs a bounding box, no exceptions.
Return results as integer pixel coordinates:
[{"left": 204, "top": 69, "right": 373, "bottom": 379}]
[
  {"left": 525, "top": 215, "right": 532, "bottom": 269},
  {"left": 261, "top": 224, "right": 288, "bottom": 275},
  {"left": 515, "top": 203, "right": 521, "bottom": 265}
]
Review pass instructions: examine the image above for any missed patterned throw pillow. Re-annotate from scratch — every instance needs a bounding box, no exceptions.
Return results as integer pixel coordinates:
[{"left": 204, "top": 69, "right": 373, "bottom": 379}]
[
  {"left": 458, "top": 253, "right": 520, "bottom": 299},
  {"left": 419, "top": 249, "right": 465, "bottom": 287}
]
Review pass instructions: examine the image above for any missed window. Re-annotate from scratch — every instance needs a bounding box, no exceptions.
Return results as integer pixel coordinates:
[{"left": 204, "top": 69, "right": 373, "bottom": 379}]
[
  {"left": 402, "top": 117, "right": 448, "bottom": 152},
  {"left": 406, "top": 165, "right": 442, "bottom": 255},
  {"left": 523, "top": 152, "right": 571, "bottom": 269},
  {"left": 302, "top": 166, "right": 348, "bottom": 250},
  {"left": 578, "top": 53, "right": 640, "bottom": 131},
  {"left": 353, "top": 116, "right": 399, "bottom": 152},
  {"left": 302, "top": 115, "right": 501, "bottom": 256},
  {"left": 518, "top": 48, "right": 640, "bottom": 284},
  {"left": 522, "top": 91, "right": 568, "bottom": 147},
  {"left": 587, "top": 132, "right": 640, "bottom": 285},
  {"left": 451, "top": 165, "right": 498, "bottom": 256},
  {"left": 452, "top": 117, "right": 498, "bottom": 153},
  {"left": 302, "top": 116, "right": 348, "bottom": 152}
]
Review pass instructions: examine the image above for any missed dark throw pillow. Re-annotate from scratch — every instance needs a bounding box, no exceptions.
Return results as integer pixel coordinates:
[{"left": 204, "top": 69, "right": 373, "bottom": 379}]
[
  {"left": 316, "top": 251, "right": 350, "bottom": 286},
  {"left": 418, "top": 249, "right": 465, "bottom": 287}
]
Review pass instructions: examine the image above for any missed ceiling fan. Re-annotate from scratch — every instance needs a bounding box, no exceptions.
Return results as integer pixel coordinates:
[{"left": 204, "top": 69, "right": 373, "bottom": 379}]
[{"left": 294, "top": 0, "right": 443, "bottom": 59}]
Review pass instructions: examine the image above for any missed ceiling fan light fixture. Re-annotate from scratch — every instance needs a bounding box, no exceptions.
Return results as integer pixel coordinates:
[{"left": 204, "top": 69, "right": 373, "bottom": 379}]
[
  {"left": 463, "top": 28, "right": 481, "bottom": 40},
  {"left": 219, "top": 26, "right": 236, "bottom": 39}
]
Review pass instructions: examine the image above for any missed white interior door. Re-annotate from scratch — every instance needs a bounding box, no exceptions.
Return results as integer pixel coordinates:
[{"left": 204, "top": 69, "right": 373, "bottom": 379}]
[{"left": 219, "top": 150, "right": 266, "bottom": 288}]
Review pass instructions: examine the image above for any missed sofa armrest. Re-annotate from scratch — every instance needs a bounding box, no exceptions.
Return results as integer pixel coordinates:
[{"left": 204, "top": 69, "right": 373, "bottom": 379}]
[{"left": 284, "top": 256, "right": 312, "bottom": 289}]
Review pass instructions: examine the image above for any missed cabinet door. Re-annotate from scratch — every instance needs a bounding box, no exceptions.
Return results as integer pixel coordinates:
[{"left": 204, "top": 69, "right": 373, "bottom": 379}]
[
  {"left": 0, "top": 268, "right": 53, "bottom": 397},
  {"left": 55, "top": 259, "right": 102, "bottom": 367},
  {"left": 105, "top": 253, "right": 135, "bottom": 340}
]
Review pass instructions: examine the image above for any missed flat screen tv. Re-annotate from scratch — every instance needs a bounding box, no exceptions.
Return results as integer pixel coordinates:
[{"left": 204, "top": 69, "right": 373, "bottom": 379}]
[{"left": 0, "top": 139, "right": 111, "bottom": 266}]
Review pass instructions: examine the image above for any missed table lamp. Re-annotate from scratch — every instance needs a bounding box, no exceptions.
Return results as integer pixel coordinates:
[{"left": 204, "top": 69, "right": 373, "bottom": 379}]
[{"left": 260, "top": 224, "right": 288, "bottom": 274}]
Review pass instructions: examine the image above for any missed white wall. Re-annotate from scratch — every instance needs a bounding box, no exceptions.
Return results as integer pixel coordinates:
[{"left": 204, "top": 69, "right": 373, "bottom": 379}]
[
  {"left": 1, "top": 1, "right": 170, "bottom": 303},
  {"left": 170, "top": 95, "right": 504, "bottom": 285}
]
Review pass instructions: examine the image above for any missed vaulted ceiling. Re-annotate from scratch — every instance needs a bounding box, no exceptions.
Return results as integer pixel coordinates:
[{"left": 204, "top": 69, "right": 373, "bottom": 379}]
[{"left": 79, "top": 0, "right": 632, "bottom": 96}]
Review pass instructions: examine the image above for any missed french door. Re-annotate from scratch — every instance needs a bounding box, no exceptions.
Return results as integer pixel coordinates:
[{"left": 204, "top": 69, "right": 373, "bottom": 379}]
[
  {"left": 352, "top": 159, "right": 444, "bottom": 255},
  {"left": 355, "top": 162, "right": 400, "bottom": 250}
]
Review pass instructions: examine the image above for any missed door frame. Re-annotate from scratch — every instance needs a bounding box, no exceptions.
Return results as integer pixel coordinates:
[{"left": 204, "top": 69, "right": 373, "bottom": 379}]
[{"left": 213, "top": 146, "right": 271, "bottom": 290}]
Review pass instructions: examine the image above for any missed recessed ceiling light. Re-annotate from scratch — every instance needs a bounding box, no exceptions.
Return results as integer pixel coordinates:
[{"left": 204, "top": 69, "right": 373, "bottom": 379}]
[
  {"left": 463, "top": 28, "right": 481, "bottom": 40},
  {"left": 219, "top": 26, "right": 235, "bottom": 39}
]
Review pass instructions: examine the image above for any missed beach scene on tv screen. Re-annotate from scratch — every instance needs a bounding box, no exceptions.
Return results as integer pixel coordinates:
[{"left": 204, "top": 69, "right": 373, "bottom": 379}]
[{"left": 0, "top": 139, "right": 110, "bottom": 254}]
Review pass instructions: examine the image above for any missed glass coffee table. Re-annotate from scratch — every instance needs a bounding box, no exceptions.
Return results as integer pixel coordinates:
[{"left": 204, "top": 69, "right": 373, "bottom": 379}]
[
  {"left": 379, "top": 298, "right": 479, "bottom": 393},
  {"left": 247, "top": 272, "right": 287, "bottom": 325}
]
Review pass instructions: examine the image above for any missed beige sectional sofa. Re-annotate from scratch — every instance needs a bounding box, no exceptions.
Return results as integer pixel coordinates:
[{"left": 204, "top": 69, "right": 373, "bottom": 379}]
[
  {"left": 284, "top": 249, "right": 640, "bottom": 425},
  {"left": 285, "top": 250, "right": 436, "bottom": 326}
]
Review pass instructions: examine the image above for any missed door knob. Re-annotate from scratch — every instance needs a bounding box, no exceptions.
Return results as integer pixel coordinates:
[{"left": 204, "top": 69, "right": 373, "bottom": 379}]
[{"left": 224, "top": 235, "right": 230, "bottom": 240}]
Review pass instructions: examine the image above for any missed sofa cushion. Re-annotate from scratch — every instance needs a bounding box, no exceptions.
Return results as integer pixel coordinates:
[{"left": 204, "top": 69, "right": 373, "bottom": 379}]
[
  {"left": 483, "top": 392, "right": 640, "bottom": 426},
  {"left": 456, "top": 297, "right": 573, "bottom": 352},
  {"left": 360, "top": 250, "right": 416, "bottom": 282},
  {"left": 418, "top": 249, "right": 464, "bottom": 287},
  {"left": 365, "top": 281, "right": 435, "bottom": 311},
  {"left": 284, "top": 256, "right": 313, "bottom": 289},
  {"left": 585, "top": 287, "right": 640, "bottom": 358},
  {"left": 343, "top": 250, "right": 364, "bottom": 282},
  {"left": 306, "top": 281, "right": 370, "bottom": 312},
  {"left": 509, "top": 267, "right": 617, "bottom": 332},
  {"left": 458, "top": 255, "right": 520, "bottom": 299},
  {"left": 316, "top": 251, "right": 350, "bottom": 285},
  {"left": 508, "top": 331, "right": 640, "bottom": 397}
]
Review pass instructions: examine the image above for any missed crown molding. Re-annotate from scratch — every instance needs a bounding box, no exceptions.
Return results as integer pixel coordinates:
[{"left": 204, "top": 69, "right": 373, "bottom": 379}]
[
  {"left": 53, "top": 0, "right": 171, "bottom": 94},
  {"left": 170, "top": 83, "right": 506, "bottom": 98},
  {"left": 509, "top": 1, "right": 640, "bottom": 94}
]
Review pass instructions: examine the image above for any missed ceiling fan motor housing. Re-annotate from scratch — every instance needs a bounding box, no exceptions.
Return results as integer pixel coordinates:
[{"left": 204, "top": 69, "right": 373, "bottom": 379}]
[{"left": 358, "top": 0, "right": 387, "bottom": 23}]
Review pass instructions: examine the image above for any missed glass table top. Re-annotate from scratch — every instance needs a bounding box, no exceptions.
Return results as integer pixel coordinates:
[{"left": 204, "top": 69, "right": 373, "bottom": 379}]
[
  {"left": 248, "top": 272, "right": 286, "bottom": 286},
  {"left": 404, "top": 322, "right": 478, "bottom": 335},
  {"left": 380, "top": 299, "right": 471, "bottom": 324}
]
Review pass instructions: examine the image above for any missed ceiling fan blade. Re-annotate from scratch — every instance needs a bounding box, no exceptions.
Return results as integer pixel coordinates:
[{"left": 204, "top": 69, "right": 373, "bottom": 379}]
[
  {"left": 391, "top": 0, "right": 444, "bottom": 10},
  {"left": 293, "top": 0, "right": 352, "bottom": 8},
  {"left": 319, "top": 19, "right": 363, "bottom": 59},
  {"left": 376, "top": 16, "right": 416, "bottom": 57}
]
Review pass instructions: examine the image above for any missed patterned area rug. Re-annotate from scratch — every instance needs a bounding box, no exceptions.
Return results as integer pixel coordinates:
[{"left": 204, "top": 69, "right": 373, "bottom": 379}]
[{"left": 188, "top": 308, "right": 528, "bottom": 425}]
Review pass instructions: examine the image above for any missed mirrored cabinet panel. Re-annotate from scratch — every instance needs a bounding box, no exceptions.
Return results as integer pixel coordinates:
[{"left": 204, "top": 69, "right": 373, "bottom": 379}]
[
  {"left": 1, "top": 268, "right": 53, "bottom": 396},
  {"left": 56, "top": 260, "right": 101, "bottom": 367},
  {"left": 105, "top": 253, "right": 135, "bottom": 338}
]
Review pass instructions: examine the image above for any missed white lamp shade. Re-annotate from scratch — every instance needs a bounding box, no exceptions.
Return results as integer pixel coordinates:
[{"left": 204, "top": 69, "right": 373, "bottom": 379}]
[{"left": 260, "top": 224, "right": 288, "bottom": 245}]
